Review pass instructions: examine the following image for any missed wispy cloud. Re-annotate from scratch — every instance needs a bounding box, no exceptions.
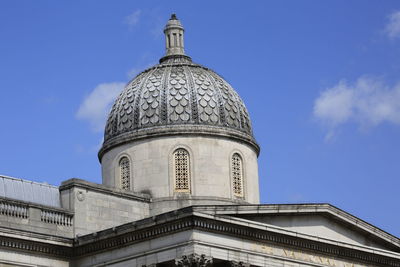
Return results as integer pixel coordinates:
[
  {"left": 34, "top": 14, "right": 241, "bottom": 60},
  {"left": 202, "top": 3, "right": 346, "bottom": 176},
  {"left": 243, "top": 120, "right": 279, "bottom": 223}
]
[
  {"left": 385, "top": 10, "right": 400, "bottom": 39},
  {"left": 313, "top": 77, "right": 400, "bottom": 140},
  {"left": 124, "top": 8, "right": 166, "bottom": 39},
  {"left": 76, "top": 82, "right": 125, "bottom": 132},
  {"left": 126, "top": 52, "right": 156, "bottom": 79},
  {"left": 150, "top": 15, "right": 165, "bottom": 39},
  {"left": 74, "top": 137, "right": 104, "bottom": 155},
  {"left": 127, "top": 62, "right": 155, "bottom": 79},
  {"left": 125, "top": 9, "right": 142, "bottom": 28}
]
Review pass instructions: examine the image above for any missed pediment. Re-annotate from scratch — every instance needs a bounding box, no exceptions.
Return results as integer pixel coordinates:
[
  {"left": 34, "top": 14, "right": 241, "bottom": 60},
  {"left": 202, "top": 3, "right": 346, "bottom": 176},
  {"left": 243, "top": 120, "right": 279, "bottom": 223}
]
[
  {"left": 237, "top": 212, "right": 390, "bottom": 249},
  {"left": 194, "top": 204, "right": 400, "bottom": 253}
]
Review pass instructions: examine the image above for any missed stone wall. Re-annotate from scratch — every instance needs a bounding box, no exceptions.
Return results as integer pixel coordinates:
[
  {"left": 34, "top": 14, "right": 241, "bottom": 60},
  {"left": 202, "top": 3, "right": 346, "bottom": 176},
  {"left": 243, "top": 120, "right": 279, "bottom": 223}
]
[
  {"left": 60, "top": 179, "right": 150, "bottom": 236},
  {"left": 101, "top": 135, "right": 260, "bottom": 215}
]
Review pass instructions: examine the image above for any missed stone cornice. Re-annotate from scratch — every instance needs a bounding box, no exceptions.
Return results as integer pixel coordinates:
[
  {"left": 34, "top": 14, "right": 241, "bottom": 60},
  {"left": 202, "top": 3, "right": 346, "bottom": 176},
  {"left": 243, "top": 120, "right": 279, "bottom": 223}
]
[
  {"left": 0, "top": 226, "right": 73, "bottom": 246},
  {"left": 151, "top": 196, "right": 249, "bottom": 205},
  {"left": 72, "top": 211, "right": 400, "bottom": 266},
  {"left": 190, "top": 203, "right": 400, "bottom": 250},
  {"left": 159, "top": 54, "right": 193, "bottom": 64},
  {"left": 0, "top": 206, "right": 399, "bottom": 266},
  {"left": 98, "top": 125, "right": 260, "bottom": 160},
  {"left": 0, "top": 232, "right": 73, "bottom": 258},
  {"left": 59, "top": 178, "right": 151, "bottom": 202}
]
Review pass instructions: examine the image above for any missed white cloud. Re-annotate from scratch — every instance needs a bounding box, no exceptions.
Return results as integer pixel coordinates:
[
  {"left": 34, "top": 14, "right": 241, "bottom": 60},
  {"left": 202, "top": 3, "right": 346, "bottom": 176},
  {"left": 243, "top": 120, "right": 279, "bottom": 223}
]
[
  {"left": 385, "top": 10, "right": 400, "bottom": 39},
  {"left": 125, "top": 9, "right": 142, "bottom": 27},
  {"left": 314, "top": 77, "right": 400, "bottom": 138},
  {"left": 314, "top": 81, "right": 354, "bottom": 127},
  {"left": 76, "top": 82, "right": 125, "bottom": 132}
]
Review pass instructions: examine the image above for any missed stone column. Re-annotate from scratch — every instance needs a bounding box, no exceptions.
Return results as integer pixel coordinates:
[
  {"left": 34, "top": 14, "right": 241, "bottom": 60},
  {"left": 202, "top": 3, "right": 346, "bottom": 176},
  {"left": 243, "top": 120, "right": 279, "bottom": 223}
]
[{"left": 175, "top": 253, "right": 213, "bottom": 267}]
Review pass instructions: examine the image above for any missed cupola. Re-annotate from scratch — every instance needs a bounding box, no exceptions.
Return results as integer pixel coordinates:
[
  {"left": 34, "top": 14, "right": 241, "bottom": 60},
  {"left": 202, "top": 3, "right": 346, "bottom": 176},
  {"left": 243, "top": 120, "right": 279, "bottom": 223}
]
[{"left": 100, "top": 14, "right": 260, "bottom": 214}]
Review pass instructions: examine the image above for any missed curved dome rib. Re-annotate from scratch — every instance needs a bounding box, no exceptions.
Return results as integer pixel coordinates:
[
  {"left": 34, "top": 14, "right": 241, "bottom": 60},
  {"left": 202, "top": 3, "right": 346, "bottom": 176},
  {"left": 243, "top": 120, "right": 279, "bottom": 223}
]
[{"left": 99, "top": 15, "right": 259, "bottom": 160}]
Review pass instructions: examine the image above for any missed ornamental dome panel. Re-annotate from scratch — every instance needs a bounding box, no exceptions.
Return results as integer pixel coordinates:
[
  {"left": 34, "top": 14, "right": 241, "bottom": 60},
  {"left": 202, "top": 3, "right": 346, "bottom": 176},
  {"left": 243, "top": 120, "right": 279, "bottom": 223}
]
[{"left": 99, "top": 15, "right": 258, "bottom": 158}]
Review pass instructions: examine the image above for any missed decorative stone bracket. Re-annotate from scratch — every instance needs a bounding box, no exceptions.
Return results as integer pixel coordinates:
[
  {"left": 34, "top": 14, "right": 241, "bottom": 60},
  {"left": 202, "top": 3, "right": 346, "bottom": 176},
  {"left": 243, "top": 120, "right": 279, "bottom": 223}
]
[{"left": 175, "top": 253, "right": 213, "bottom": 267}]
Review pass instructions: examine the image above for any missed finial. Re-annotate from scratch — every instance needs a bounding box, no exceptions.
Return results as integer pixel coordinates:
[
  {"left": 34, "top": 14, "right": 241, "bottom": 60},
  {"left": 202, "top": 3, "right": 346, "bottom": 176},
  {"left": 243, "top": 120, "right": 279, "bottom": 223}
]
[{"left": 163, "top": 14, "right": 185, "bottom": 56}]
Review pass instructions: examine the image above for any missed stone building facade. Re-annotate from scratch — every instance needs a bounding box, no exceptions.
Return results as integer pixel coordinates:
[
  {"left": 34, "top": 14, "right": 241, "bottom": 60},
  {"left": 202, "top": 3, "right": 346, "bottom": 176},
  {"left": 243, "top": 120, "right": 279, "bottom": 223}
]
[{"left": 0, "top": 14, "right": 399, "bottom": 267}]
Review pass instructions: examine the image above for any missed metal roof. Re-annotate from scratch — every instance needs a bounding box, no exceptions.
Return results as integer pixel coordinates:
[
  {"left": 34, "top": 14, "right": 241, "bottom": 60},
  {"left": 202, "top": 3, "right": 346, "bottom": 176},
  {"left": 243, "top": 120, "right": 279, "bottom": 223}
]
[{"left": 0, "top": 175, "right": 60, "bottom": 208}]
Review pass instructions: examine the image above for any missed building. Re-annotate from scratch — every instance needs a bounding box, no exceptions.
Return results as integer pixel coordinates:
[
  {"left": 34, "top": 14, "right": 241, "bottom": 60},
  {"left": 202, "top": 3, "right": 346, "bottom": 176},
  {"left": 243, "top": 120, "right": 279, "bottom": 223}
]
[{"left": 0, "top": 14, "right": 399, "bottom": 267}]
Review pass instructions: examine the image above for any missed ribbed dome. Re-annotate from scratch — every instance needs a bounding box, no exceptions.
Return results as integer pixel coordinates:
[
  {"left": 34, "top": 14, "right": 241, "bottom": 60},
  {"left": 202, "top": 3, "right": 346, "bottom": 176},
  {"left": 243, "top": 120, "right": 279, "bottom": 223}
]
[{"left": 99, "top": 15, "right": 258, "bottom": 158}]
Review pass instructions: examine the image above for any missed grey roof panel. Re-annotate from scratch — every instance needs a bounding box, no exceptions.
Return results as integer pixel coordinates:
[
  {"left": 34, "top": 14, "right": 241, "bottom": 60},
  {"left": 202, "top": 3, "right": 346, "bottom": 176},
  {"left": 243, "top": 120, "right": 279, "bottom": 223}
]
[
  {"left": 0, "top": 175, "right": 60, "bottom": 208},
  {"left": 24, "top": 182, "right": 34, "bottom": 203}
]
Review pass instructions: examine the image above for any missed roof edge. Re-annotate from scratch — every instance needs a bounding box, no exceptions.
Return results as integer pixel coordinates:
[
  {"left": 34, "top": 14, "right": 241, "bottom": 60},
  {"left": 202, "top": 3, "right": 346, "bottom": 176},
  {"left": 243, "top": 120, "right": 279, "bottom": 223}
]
[
  {"left": 0, "top": 174, "right": 58, "bottom": 189},
  {"left": 189, "top": 203, "right": 400, "bottom": 249},
  {"left": 60, "top": 178, "right": 151, "bottom": 202},
  {"left": 74, "top": 206, "right": 400, "bottom": 266}
]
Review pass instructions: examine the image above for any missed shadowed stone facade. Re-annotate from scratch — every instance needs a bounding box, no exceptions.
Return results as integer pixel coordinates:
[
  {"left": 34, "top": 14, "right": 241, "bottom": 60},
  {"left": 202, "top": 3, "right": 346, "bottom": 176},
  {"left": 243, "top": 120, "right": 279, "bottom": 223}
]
[{"left": 0, "top": 14, "right": 399, "bottom": 267}]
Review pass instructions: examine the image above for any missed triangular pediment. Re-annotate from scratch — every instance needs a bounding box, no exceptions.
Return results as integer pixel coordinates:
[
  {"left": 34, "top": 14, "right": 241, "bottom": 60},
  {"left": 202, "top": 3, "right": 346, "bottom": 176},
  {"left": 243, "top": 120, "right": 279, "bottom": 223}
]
[{"left": 192, "top": 204, "right": 400, "bottom": 253}]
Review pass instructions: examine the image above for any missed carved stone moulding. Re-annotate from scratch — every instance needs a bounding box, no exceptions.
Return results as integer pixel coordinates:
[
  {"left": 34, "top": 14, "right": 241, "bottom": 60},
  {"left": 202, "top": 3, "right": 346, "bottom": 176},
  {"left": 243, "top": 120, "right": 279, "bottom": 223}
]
[{"left": 175, "top": 253, "right": 213, "bottom": 267}]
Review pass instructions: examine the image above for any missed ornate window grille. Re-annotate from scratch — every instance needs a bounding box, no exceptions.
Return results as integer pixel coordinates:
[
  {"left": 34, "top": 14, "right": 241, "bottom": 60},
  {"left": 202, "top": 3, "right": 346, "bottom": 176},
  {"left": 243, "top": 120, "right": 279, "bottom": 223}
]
[
  {"left": 173, "top": 148, "right": 190, "bottom": 192},
  {"left": 232, "top": 153, "right": 244, "bottom": 197},
  {"left": 119, "top": 157, "right": 131, "bottom": 190}
]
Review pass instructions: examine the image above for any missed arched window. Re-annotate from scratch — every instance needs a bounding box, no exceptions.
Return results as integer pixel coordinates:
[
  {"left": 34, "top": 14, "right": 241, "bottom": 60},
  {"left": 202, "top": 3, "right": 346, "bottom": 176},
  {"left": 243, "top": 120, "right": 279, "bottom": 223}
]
[
  {"left": 173, "top": 148, "right": 190, "bottom": 193},
  {"left": 232, "top": 153, "right": 244, "bottom": 197},
  {"left": 119, "top": 157, "right": 131, "bottom": 190}
]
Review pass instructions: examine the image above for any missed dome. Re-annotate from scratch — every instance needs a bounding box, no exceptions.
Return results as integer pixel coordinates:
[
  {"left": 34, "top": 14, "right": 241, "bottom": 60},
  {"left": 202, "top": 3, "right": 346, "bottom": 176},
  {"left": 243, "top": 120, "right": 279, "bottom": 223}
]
[{"left": 99, "top": 15, "right": 259, "bottom": 158}]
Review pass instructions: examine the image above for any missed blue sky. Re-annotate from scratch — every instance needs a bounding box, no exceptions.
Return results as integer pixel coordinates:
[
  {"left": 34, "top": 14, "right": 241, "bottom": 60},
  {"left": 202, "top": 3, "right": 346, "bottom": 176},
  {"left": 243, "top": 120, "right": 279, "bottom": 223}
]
[{"left": 0, "top": 1, "right": 399, "bottom": 237}]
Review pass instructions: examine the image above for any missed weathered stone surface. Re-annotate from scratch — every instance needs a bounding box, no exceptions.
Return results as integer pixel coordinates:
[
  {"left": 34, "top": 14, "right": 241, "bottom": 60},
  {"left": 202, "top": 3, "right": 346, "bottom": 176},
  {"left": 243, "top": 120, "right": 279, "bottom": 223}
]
[
  {"left": 100, "top": 56, "right": 257, "bottom": 159},
  {"left": 59, "top": 178, "right": 150, "bottom": 236},
  {"left": 101, "top": 135, "right": 260, "bottom": 213}
]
